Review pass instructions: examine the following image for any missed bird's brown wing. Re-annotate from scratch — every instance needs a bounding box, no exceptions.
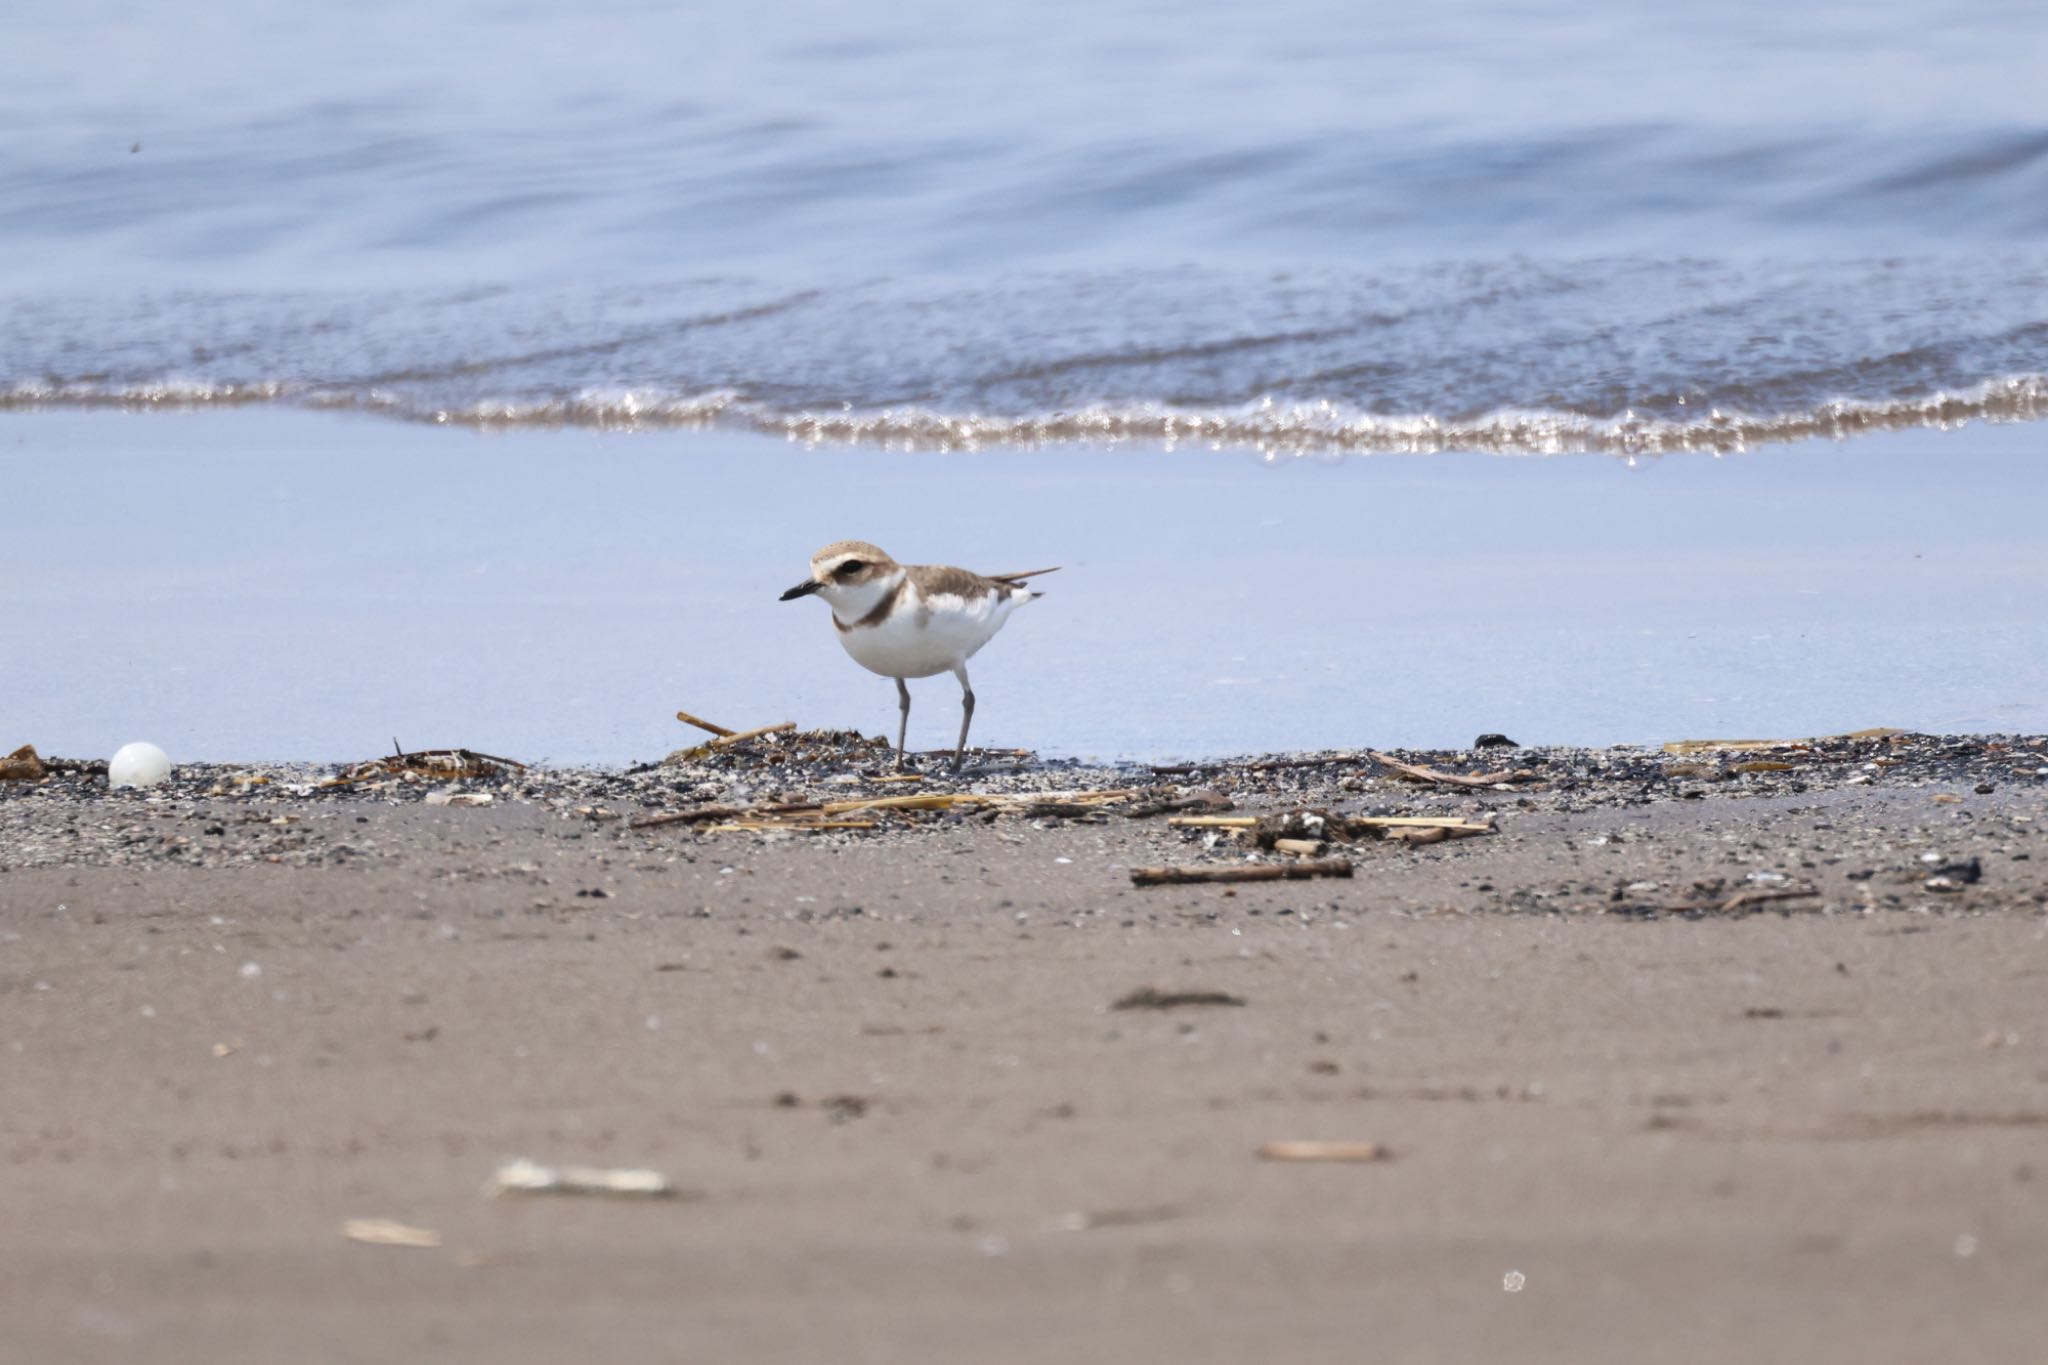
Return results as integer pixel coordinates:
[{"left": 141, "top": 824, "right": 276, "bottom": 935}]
[{"left": 986, "top": 566, "right": 1061, "bottom": 585}]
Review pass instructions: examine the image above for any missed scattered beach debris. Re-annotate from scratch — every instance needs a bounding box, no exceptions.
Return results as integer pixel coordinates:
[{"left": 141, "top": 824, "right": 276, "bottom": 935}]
[
  {"left": 1130, "top": 858, "right": 1354, "bottom": 886},
  {"left": 1111, "top": 986, "right": 1246, "bottom": 1010},
  {"left": 0, "top": 745, "right": 44, "bottom": 781},
  {"left": 1612, "top": 885, "right": 1824, "bottom": 918},
  {"left": 632, "top": 787, "right": 1141, "bottom": 836},
  {"left": 1662, "top": 727, "right": 1906, "bottom": 755},
  {"left": 1149, "top": 752, "right": 1371, "bottom": 776},
  {"left": 423, "top": 788, "right": 494, "bottom": 807},
  {"left": 1168, "top": 812, "right": 1494, "bottom": 845},
  {"left": 327, "top": 743, "right": 526, "bottom": 787},
  {"left": 486, "top": 1158, "right": 677, "bottom": 1199},
  {"left": 108, "top": 741, "right": 171, "bottom": 789},
  {"left": 629, "top": 801, "right": 817, "bottom": 831},
  {"left": 1256, "top": 1140, "right": 1389, "bottom": 1163},
  {"left": 341, "top": 1218, "right": 442, "bottom": 1249},
  {"left": 1121, "top": 789, "right": 1233, "bottom": 818},
  {"left": 1370, "top": 750, "right": 1537, "bottom": 788},
  {"left": 661, "top": 722, "right": 892, "bottom": 769}
]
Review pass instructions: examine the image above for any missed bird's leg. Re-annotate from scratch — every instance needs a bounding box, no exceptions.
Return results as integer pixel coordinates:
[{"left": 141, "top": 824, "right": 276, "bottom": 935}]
[
  {"left": 951, "top": 663, "right": 975, "bottom": 774},
  {"left": 894, "top": 677, "right": 912, "bottom": 771}
]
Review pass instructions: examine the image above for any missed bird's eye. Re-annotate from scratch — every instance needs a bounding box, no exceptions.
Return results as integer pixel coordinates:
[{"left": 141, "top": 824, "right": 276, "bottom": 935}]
[{"left": 836, "top": 560, "right": 866, "bottom": 576}]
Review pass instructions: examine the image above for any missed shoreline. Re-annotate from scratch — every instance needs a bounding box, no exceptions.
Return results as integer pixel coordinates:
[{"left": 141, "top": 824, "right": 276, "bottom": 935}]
[{"left": 6, "top": 731, "right": 2046, "bottom": 915}]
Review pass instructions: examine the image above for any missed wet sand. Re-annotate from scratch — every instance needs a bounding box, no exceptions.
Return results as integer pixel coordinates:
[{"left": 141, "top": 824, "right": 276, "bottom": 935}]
[
  {"left": 8, "top": 409, "right": 2048, "bottom": 765},
  {"left": 4, "top": 739, "right": 2046, "bottom": 1362}
]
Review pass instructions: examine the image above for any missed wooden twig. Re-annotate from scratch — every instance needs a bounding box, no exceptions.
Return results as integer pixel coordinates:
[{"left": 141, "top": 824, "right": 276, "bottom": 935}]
[
  {"left": 988, "top": 788, "right": 1139, "bottom": 808},
  {"left": 1369, "top": 751, "right": 1534, "bottom": 787},
  {"left": 674, "top": 709, "right": 737, "bottom": 737},
  {"left": 708, "top": 721, "right": 797, "bottom": 749},
  {"left": 821, "top": 792, "right": 981, "bottom": 815},
  {"left": 1131, "top": 859, "right": 1353, "bottom": 887},
  {"left": 1661, "top": 727, "right": 1905, "bottom": 756},
  {"left": 1167, "top": 815, "right": 1259, "bottom": 829}
]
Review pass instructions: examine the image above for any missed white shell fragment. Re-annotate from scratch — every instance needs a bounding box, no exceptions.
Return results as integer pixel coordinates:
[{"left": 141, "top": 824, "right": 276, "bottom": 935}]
[
  {"left": 108, "top": 742, "right": 172, "bottom": 789},
  {"left": 486, "top": 1157, "right": 675, "bottom": 1199},
  {"left": 341, "top": 1218, "right": 442, "bottom": 1248}
]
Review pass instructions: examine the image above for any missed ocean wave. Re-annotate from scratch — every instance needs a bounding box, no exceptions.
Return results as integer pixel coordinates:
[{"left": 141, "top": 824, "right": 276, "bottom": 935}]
[{"left": 10, "top": 374, "right": 2045, "bottom": 456}]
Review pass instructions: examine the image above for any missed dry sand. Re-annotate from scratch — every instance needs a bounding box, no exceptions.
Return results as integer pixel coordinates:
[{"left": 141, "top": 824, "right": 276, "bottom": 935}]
[{"left": 4, "top": 739, "right": 2047, "bottom": 1362}]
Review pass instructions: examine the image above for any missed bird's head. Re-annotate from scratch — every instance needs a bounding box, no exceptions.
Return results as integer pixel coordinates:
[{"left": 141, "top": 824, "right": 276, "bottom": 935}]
[{"left": 780, "top": 541, "right": 903, "bottom": 615}]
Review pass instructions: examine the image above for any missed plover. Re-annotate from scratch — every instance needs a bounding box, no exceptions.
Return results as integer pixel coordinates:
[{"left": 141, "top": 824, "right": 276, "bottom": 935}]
[{"left": 780, "top": 541, "right": 1058, "bottom": 771}]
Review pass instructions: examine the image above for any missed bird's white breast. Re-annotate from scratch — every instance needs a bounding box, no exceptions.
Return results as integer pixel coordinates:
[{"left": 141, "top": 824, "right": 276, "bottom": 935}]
[{"left": 835, "top": 580, "right": 1027, "bottom": 679}]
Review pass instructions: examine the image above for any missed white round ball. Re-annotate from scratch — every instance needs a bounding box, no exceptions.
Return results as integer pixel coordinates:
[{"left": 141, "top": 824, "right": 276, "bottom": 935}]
[{"left": 109, "top": 741, "right": 172, "bottom": 789}]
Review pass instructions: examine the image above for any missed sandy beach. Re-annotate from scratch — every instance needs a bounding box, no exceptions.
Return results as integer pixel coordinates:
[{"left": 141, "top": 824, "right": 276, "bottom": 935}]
[
  {"left": 5, "top": 734, "right": 2045, "bottom": 1362},
  {"left": 12, "top": 1, "right": 2048, "bottom": 1358}
]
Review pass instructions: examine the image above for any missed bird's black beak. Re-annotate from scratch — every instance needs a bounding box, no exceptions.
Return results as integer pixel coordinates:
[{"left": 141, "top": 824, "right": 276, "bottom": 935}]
[{"left": 779, "top": 579, "right": 822, "bottom": 601}]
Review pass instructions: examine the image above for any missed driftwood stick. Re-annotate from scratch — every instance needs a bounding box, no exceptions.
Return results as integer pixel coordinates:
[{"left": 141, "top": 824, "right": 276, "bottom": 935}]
[
  {"left": 1369, "top": 751, "right": 1534, "bottom": 787},
  {"left": 708, "top": 721, "right": 797, "bottom": 749},
  {"left": 821, "top": 793, "right": 983, "bottom": 815},
  {"left": 1131, "top": 859, "right": 1353, "bottom": 887},
  {"left": 674, "top": 709, "right": 737, "bottom": 737}
]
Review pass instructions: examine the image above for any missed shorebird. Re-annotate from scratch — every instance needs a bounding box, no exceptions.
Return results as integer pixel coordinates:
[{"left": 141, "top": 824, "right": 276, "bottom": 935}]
[{"left": 780, "top": 541, "right": 1057, "bottom": 771}]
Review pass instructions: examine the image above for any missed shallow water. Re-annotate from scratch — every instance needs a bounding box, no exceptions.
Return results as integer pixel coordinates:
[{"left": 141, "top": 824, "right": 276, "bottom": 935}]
[
  {"left": 6, "top": 1, "right": 2048, "bottom": 453},
  {"left": 5, "top": 411, "right": 2044, "bottom": 764}
]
